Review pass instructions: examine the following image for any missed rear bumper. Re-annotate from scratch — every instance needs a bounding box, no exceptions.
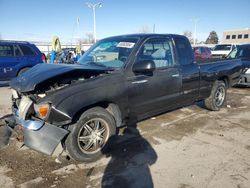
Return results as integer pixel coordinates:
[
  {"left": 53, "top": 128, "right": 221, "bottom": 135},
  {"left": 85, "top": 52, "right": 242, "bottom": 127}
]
[{"left": 11, "top": 111, "right": 69, "bottom": 156}]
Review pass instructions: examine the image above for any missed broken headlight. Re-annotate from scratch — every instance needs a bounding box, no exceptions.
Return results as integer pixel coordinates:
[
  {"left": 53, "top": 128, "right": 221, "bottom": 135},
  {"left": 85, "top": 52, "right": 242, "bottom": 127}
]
[{"left": 34, "top": 103, "right": 51, "bottom": 119}]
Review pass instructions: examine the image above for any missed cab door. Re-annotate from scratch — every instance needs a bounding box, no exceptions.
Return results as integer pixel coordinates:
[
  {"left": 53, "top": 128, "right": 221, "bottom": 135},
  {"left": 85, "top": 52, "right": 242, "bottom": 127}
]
[
  {"left": 174, "top": 36, "right": 200, "bottom": 104},
  {"left": 127, "top": 37, "right": 182, "bottom": 120}
]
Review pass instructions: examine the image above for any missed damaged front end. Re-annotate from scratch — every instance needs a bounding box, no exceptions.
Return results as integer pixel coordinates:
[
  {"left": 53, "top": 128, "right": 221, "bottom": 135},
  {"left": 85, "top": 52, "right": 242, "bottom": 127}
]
[
  {"left": 5, "top": 63, "right": 112, "bottom": 156},
  {"left": 8, "top": 90, "right": 69, "bottom": 156}
]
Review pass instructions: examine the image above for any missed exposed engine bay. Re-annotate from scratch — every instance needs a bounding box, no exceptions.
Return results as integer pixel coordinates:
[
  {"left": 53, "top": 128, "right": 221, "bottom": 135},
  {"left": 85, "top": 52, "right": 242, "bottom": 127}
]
[{"left": 31, "top": 70, "right": 106, "bottom": 99}]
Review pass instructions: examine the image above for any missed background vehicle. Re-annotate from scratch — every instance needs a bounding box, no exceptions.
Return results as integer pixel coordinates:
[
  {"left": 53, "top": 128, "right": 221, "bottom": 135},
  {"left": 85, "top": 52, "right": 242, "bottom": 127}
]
[
  {"left": 211, "top": 44, "right": 236, "bottom": 58},
  {"left": 227, "top": 44, "right": 250, "bottom": 86},
  {"left": 193, "top": 46, "right": 212, "bottom": 61},
  {"left": 7, "top": 34, "right": 242, "bottom": 162},
  {"left": 0, "top": 40, "right": 45, "bottom": 84}
]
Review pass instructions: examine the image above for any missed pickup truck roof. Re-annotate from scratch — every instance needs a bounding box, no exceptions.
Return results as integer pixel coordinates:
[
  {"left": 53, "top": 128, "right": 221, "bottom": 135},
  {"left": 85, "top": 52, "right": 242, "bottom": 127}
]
[{"left": 103, "top": 33, "right": 185, "bottom": 39}]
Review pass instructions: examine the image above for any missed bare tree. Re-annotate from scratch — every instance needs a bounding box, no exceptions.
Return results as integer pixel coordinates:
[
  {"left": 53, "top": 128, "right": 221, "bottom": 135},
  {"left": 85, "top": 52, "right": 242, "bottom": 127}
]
[
  {"left": 82, "top": 33, "right": 94, "bottom": 44},
  {"left": 183, "top": 30, "right": 199, "bottom": 45},
  {"left": 183, "top": 30, "right": 194, "bottom": 44},
  {"left": 139, "top": 25, "right": 151, "bottom": 33}
]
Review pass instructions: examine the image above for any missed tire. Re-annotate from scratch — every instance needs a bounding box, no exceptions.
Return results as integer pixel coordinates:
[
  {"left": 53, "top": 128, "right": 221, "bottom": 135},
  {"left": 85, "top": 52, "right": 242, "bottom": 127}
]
[
  {"left": 65, "top": 107, "right": 116, "bottom": 162},
  {"left": 205, "top": 80, "right": 227, "bottom": 111},
  {"left": 18, "top": 68, "right": 29, "bottom": 76}
]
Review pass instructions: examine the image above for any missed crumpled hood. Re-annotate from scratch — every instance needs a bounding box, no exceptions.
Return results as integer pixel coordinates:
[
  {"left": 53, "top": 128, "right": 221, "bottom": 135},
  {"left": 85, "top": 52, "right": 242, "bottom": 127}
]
[{"left": 10, "top": 63, "right": 112, "bottom": 92}]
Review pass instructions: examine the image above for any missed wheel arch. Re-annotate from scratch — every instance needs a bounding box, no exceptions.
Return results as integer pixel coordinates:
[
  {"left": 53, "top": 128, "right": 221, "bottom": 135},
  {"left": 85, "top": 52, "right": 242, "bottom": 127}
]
[
  {"left": 218, "top": 76, "right": 229, "bottom": 88},
  {"left": 71, "top": 101, "right": 123, "bottom": 128}
]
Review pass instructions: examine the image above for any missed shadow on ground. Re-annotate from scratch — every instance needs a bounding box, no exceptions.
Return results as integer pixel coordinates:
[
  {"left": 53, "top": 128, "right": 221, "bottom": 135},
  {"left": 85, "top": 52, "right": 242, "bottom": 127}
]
[{"left": 101, "top": 124, "right": 157, "bottom": 188}]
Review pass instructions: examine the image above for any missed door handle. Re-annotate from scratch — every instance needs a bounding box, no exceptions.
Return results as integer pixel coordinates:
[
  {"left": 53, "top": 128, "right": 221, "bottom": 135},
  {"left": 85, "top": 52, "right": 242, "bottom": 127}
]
[{"left": 172, "top": 74, "right": 180, "bottom": 77}]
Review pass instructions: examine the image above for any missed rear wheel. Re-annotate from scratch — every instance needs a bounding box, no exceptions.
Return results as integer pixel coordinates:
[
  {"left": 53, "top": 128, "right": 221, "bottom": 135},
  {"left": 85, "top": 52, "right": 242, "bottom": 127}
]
[
  {"left": 205, "top": 80, "right": 227, "bottom": 111},
  {"left": 65, "top": 107, "right": 116, "bottom": 162}
]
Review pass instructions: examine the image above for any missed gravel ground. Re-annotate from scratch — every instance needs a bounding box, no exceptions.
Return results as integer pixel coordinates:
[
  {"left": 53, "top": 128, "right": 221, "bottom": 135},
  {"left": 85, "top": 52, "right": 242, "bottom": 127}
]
[{"left": 0, "top": 86, "right": 250, "bottom": 188}]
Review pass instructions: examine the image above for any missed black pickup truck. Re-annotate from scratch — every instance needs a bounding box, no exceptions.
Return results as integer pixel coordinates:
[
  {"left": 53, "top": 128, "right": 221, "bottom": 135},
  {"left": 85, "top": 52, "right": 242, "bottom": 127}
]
[{"left": 7, "top": 34, "right": 242, "bottom": 162}]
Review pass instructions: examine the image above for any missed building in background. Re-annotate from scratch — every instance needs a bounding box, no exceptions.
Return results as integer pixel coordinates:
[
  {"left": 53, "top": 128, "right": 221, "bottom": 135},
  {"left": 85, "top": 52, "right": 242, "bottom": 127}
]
[{"left": 223, "top": 28, "right": 250, "bottom": 44}]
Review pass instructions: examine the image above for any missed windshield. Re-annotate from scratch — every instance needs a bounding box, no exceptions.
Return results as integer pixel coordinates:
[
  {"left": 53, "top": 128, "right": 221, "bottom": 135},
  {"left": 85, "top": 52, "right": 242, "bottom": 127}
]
[
  {"left": 213, "top": 44, "right": 232, "bottom": 51},
  {"left": 78, "top": 37, "right": 139, "bottom": 69}
]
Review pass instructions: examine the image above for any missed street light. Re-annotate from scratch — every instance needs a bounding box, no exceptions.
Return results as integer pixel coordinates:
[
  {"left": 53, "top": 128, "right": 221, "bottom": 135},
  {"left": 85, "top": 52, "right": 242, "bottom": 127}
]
[
  {"left": 86, "top": 2, "right": 102, "bottom": 43},
  {"left": 190, "top": 18, "right": 200, "bottom": 46}
]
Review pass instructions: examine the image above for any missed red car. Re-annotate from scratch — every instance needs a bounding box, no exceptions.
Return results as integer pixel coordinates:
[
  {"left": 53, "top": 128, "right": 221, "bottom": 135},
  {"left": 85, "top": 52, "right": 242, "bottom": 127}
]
[{"left": 193, "top": 46, "right": 212, "bottom": 61}]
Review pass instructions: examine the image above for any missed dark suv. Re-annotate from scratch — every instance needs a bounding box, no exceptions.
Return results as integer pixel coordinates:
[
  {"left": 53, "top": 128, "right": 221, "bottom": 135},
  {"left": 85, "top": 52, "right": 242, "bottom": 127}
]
[{"left": 0, "top": 40, "right": 45, "bottom": 85}]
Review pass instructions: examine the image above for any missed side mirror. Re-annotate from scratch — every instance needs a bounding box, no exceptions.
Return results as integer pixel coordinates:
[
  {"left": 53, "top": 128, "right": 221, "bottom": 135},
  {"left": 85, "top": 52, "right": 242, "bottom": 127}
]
[{"left": 132, "top": 60, "right": 156, "bottom": 74}]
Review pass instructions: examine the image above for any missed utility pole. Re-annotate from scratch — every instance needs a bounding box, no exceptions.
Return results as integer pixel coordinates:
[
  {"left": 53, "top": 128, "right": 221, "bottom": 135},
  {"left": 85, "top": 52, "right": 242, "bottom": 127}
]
[
  {"left": 76, "top": 17, "right": 80, "bottom": 40},
  {"left": 190, "top": 18, "right": 200, "bottom": 46},
  {"left": 153, "top": 24, "right": 156, "bottom": 33},
  {"left": 86, "top": 2, "right": 102, "bottom": 43}
]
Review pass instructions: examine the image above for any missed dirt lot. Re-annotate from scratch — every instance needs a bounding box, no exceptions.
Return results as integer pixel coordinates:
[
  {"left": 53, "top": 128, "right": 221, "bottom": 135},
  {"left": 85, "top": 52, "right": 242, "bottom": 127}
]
[{"left": 0, "top": 86, "right": 250, "bottom": 188}]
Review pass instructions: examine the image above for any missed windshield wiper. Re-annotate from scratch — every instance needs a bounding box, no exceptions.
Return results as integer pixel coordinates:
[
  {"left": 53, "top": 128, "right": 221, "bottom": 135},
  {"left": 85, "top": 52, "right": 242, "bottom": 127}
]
[{"left": 86, "top": 62, "right": 115, "bottom": 70}]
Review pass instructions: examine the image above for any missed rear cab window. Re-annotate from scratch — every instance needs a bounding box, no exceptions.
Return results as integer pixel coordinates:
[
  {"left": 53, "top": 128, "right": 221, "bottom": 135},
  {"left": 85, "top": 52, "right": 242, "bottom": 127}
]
[{"left": 173, "top": 36, "right": 194, "bottom": 65}]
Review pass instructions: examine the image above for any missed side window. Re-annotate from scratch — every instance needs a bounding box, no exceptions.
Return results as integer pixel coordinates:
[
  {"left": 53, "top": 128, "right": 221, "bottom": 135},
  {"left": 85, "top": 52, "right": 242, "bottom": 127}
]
[
  {"left": 19, "top": 45, "right": 35, "bottom": 55},
  {"left": 14, "top": 45, "right": 22, "bottom": 56},
  {"left": 136, "top": 38, "right": 175, "bottom": 68},
  {"left": 0, "top": 45, "right": 14, "bottom": 57},
  {"left": 174, "top": 36, "right": 194, "bottom": 65}
]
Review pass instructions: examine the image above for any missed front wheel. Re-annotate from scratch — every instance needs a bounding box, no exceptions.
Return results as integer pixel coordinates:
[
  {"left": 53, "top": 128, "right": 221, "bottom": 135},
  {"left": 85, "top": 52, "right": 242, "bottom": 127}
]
[
  {"left": 65, "top": 107, "right": 116, "bottom": 162},
  {"left": 205, "top": 80, "right": 227, "bottom": 111}
]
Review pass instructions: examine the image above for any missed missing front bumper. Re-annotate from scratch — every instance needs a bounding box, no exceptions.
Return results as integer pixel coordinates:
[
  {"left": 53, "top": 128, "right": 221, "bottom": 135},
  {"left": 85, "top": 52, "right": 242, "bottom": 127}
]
[
  {"left": 23, "top": 122, "right": 69, "bottom": 155},
  {"left": 7, "top": 114, "right": 69, "bottom": 156}
]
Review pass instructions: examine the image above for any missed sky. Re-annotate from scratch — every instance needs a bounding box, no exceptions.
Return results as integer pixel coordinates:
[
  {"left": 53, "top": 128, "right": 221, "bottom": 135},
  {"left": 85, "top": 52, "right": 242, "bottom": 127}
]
[{"left": 0, "top": 0, "right": 250, "bottom": 43}]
